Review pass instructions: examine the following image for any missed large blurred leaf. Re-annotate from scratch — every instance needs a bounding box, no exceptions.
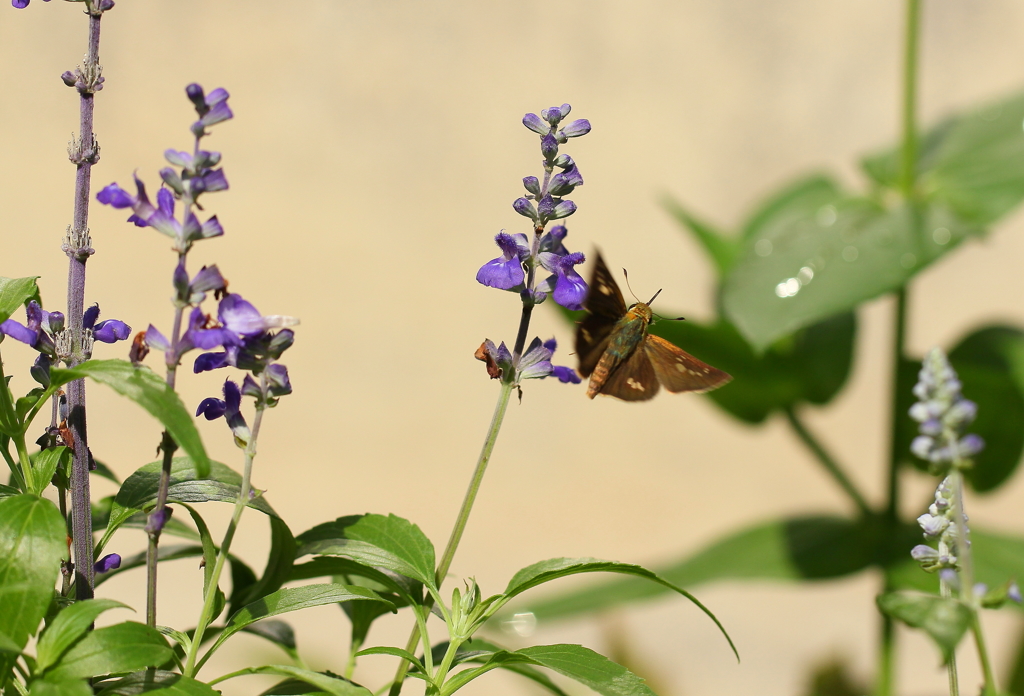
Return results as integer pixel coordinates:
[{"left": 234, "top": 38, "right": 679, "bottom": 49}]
[
  {"left": 0, "top": 276, "right": 41, "bottom": 324},
  {"left": 520, "top": 516, "right": 917, "bottom": 622},
  {"left": 50, "top": 360, "right": 209, "bottom": 478},
  {"left": 212, "top": 666, "right": 370, "bottom": 696},
  {"left": 0, "top": 494, "right": 64, "bottom": 650},
  {"left": 662, "top": 196, "right": 738, "bottom": 276},
  {"left": 864, "top": 90, "right": 1024, "bottom": 226},
  {"left": 877, "top": 592, "right": 970, "bottom": 663},
  {"left": 722, "top": 196, "right": 977, "bottom": 350},
  {"left": 650, "top": 312, "right": 855, "bottom": 423},
  {"left": 948, "top": 325, "right": 1024, "bottom": 492}
]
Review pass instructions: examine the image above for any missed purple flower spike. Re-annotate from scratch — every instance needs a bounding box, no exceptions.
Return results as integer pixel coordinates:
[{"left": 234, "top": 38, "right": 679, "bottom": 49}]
[
  {"left": 477, "top": 233, "right": 526, "bottom": 290},
  {"left": 552, "top": 252, "right": 587, "bottom": 310},
  {"left": 94, "top": 553, "right": 121, "bottom": 574}
]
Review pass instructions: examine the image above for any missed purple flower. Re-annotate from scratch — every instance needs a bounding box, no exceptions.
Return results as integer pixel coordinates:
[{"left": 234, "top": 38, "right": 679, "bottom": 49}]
[
  {"left": 543, "top": 338, "right": 581, "bottom": 384},
  {"left": 538, "top": 251, "right": 587, "bottom": 311},
  {"left": 519, "top": 338, "right": 554, "bottom": 380},
  {"left": 477, "top": 233, "right": 527, "bottom": 290},
  {"left": 559, "top": 119, "right": 592, "bottom": 139},
  {"left": 83, "top": 304, "right": 132, "bottom": 344},
  {"left": 94, "top": 553, "right": 121, "bottom": 574},
  {"left": 196, "top": 379, "right": 250, "bottom": 445},
  {"left": 523, "top": 113, "right": 549, "bottom": 135},
  {"left": 187, "top": 84, "right": 234, "bottom": 136},
  {"left": 513, "top": 197, "right": 537, "bottom": 221},
  {"left": 145, "top": 507, "right": 172, "bottom": 535},
  {"left": 475, "top": 340, "right": 513, "bottom": 381},
  {"left": 12, "top": 0, "right": 51, "bottom": 8},
  {"left": 191, "top": 295, "right": 298, "bottom": 375}
]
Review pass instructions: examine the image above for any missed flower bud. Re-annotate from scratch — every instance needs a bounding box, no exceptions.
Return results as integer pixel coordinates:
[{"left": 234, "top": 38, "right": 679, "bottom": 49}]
[
  {"left": 522, "top": 113, "right": 548, "bottom": 135},
  {"left": 522, "top": 176, "right": 540, "bottom": 195},
  {"left": 512, "top": 197, "right": 537, "bottom": 221}
]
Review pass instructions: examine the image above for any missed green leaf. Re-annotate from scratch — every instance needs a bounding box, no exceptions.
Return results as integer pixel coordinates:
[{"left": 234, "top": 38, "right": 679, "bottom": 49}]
[
  {"left": 948, "top": 326, "right": 1024, "bottom": 492},
  {"left": 259, "top": 680, "right": 330, "bottom": 695},
  {"left": 662, "top": 196, "right": 738, "bottom": 276},
  {"left": 49, "top": 361, "right": 210, "bottom": 478},
  {"left": 500, "top": 558, "right": 736, "bottom": 660},
  {"left": 436, "top": 638, "right": 570, "bottom": 696},
  {"left": 94, "top": 670, "right": 221, "bottom": 695},
  {"left": 179, "top": 505, "right": 218, "bottom": 599},
  {"left": 289, "top": 556, "right": 419, "bottom": 600},
  {"left": 28, "top": 448, "right": 69, "bottom": 496},
  {"left": 36, "top": 599, "right": 131, "bottom": 672},
  {"left": 521, "top": 516, "right": 917, "bottom": 622},
  {"left": 865, "top": 90, "right": 1024, "bottom": 226},
  {"left": 46, "top": 622, "right": 172, "bottom": 681},
  {"left": 97, "top": 457, "right": 274, "bottom": 555},
  {"left": 723, "top": 196, "right": 978, "bottom": 350},
  {"left": 297, "top": 514, "right": 436, "bottom": 589},
  {"left": 242, "top": 620, "right": 298, "bottom": 658},
  {"left": 648, "top": 312, "right": 855, "bottom": 424},
  {"left": 0, "top": 494, "right": 65, "bottom": 650},
  {"left": 0, "top": 483, "right": 20, "bottom": 500},
  {"left": 211, "top": 666, "right": 371, "bottom": 696},
  {"left": 877, "top": 592, "right": 971, "bottom": 663},
  {"left": 740, "top": 174, "right": 843, "bottom": 241},
  {"left": 354, "top": 646, "right": 423, "bottom": 671},
  {"left": 201, "top": 584, "right": 393, "bottom": 669},
  {"left": 0, "top": 277, "right": 41, "bottom": 325},
  {"left": 451, "top": 644, "right": 656, "bottom": 696},
  {"left": 29, "top": 677, "right": 93, "bottom": 696}
]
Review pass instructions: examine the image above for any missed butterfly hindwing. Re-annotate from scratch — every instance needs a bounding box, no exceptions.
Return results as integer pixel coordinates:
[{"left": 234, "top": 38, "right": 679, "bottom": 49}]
[
  {"left": 598, "top": 342, "right": 660, "bottom": 401},
  {"left": 644, "top": 334, "right": 733, "bottom": 394}
]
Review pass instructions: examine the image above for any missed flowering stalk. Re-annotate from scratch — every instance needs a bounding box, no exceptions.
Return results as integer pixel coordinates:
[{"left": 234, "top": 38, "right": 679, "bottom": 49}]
[
  {"left": 388, "top": 104, "right": 589, "bottom": 696},
  {"left": 908, "top": 348, "right": 1012, "bottom": 696},
  {"left": 97, "top": 83, "right": 234, "bottom": 624},
  {"left": 53, "top": 0, "right": 114, "bottom": 603}
]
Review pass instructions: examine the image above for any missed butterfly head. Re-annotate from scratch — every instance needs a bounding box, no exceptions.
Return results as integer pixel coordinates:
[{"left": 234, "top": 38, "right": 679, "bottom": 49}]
[{"left": 626, "top": 301, "right": 653, "bottom": 324}]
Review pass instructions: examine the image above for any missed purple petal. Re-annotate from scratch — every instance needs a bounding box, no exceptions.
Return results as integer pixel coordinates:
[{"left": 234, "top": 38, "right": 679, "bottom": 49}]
[
  {"left": 551, "top": 199, "right": 577, "bottom": 219},
  {"left": 1, "top": 319, "right": 38, "bottom": 346},
  {"left": 190, "top": 265, "right": 226, "bottom": 294},
  {"left": 196, "top": 397, "right": 227, "bottom": 419},
  {"left": 201, "top": 169, "right": 229, "bottom": 192},
  {"left": 553, "top": 252, "right": 587, "bottom": 311},
  {"left": 512, "top": 197, "right": 537, "bottom": 220},
  {"left": 96, "top": 183, "right": 136, "bottom": 208},
  {"left": 93, "top": 553, "right": 121, "bottom": 574},
  {"left": 82, "top": 305, "right": 100, "bottom": 330},
  {"left": 522, "top": 113, "right": 548, "bottom": 135},
  {"left": 201, "top": 100, "right": 234, "bottom": 127},
  {"left": 267, "top": 363, "right": 292, "bottom": 396},
  {"left": 164, "top": 149, "right": 192, "bottom": 169},
  {"left": 191, "top": 327, "right": 237, "bottom": 350},
  {"left": 219, "top": 294, "right": 266, "bottom": 336},
  {"left": 12, "top": 0, "right": 31, "bottom": 8},
  {"left": 223, "top": 380, "right": 241, "bottom": 413},
  {"left": 145, "top": 325, "right": 170, "bottom": 352},
  {"left": 560, "top": 119, "right": 592, "bottom": 138},
  {"left": 200, "top": 216, "right": 225, "bottom": 239},
  {"left": 552, "top": 365, "right": 582, "bottom": 384},
  {"left": 194, "top": 351, "right": 230, "bottom": 373},
  {"left": 541, "top": 134, "right": 558, "bottom": 160},
  {"left": 94, "top": 320, "right": 132, "bottom": 343}
]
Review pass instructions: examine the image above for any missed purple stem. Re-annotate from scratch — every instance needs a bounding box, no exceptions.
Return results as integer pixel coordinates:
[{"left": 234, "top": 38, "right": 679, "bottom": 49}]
[{"left": 65, "top": 7, "right": 104, "bottom": 602}]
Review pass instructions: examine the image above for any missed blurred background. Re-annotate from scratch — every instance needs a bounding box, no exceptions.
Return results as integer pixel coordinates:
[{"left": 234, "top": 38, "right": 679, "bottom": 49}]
[{"left": 4, "top": 1, "right": 1024, "bottom": 694}]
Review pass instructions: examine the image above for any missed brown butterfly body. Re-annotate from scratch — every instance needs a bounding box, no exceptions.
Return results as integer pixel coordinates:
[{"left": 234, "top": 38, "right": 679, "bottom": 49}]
[{"left": 575, "top": 252, "right": 732, "bottom": 401}]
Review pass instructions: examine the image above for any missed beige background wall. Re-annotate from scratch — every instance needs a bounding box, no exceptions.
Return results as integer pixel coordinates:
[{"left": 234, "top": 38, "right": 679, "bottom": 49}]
[{"left": 4, "top": 2, "right": 1024, "bottom": 695}]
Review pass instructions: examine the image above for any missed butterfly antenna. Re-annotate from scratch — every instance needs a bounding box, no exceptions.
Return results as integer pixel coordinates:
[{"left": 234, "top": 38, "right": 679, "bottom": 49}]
[
  {"left": 646, "top": 288, "right": 663, "bottom": 305},
  {"left": 622, "top": 268, "right": 642, "bottom": 303}
]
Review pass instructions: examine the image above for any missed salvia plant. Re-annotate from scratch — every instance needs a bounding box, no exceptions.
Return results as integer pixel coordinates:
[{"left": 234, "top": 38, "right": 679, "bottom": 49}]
[{"left": 0, "top": 2, "right": 737, "bottom": 696}]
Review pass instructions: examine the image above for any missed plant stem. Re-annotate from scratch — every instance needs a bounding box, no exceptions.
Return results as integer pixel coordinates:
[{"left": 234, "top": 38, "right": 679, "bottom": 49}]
[
  {"left": 182, "top": 376, "right": 268, "bottom": 677},
  {"left": 388, "top": 380, "right": 515, "bottom": 696},
  {"left": 145, "top": 300, "right": 185, "bottom": 627},
  {"left": 783, "top": 406, "right": 871, "bottom": 516},
  {"left": 878, "top": 2, "right": 921, "bottom": 692},
  {"left": 65, "top": 4, "right": 105, "bottom": 603}
]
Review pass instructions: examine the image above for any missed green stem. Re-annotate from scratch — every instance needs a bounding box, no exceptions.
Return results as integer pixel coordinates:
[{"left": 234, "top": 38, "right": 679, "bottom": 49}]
[
  {"left": 387, "top": 380, "right": 515, "bottom": 696},
  {"left": 13, "top": 434, "right": 34, "bottom": 494},
  {"left": 182, "top": 380, "right": 267, "bottom": 677},
  {"left": 878, "top": 4, "right": 921, "bottom": 692},
  {"left": 783, "top": 406, "right": 872, "bottom": 516},
  {"left": 940, "top": 575, "right": 961, "bottom": 696}
]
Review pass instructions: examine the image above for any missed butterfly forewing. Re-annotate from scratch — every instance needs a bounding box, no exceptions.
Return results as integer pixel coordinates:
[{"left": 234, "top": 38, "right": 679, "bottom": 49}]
[
  {"left": 576, "top": 252, "right": 628, "bottom": 378},
  {"left": 643, "top": 334, "right": 732, "bottom": 393}
]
